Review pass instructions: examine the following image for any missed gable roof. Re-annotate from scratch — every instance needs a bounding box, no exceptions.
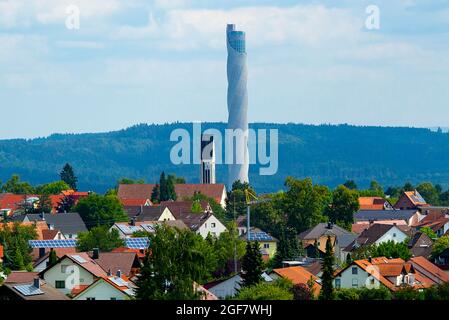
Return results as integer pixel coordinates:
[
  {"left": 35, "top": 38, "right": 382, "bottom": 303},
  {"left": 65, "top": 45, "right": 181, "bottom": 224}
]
[
  {"left": 40, "top": 253, "right": 108, "bottom": 278},
  {"left": 21, "top": 212, "right": 87, "bottom": 235},
  {"left": 403, "top": 190, "right": 428, "bottom": 207},
  {"left": 345, "top": 224, "right": 412, "bottom": 251},
  {"left": 160, "top": 200, "right": 211, "bottom": 217},
  {"left": 3, "top": 280, "right": 70, "bottom": 300},
  {"left": 5, "top": 272, "right": 39, "bottom": 284},
  {"left": 42, "top": 229, "right": 61, "bottom": 240},
  {"left": 408, "top": 232, "right": 433, "bottom": 258},
  {"left": 272, "top": 266, "right": 321, "bottom": 295},
  {"left": 355, "top": 210, "right": 418, "bottom": 222},
  {"left": 410, "top": 256, "right": 449, "bottom": 283},
  {"left": 118, "top": 184, "right": 226, "bottom": 204},
  {"left": 0, "top": 221, "right": 49, "bottom": 240},
  {"left": 298, "top": 223, "right": 352, "bottom": 240},
  {"left": 92, "top": 252, "right": 140, "bottom": 277},
  {"left": 358, "top": 197, "right": 391, "bottom": 210},
  {"left": 176, "top": 212, "right": 211, "bottom": 231},
  {"left": 242, "top": 227, "right": 278, "bottom": 242}
]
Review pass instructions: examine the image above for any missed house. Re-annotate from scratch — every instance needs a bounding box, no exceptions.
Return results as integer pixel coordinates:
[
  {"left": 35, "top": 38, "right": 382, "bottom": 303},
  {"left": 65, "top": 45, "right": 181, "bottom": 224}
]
[
  {"left": 117, "top": 183, "right": 227, "bottom": 207},
  {"left": 128, "top": 206, "right": 177, "bottom": 222},
  {"left": 410, "top": 256, "right": 449, "bottom": 284},
  {"left": 352, "top": 220, "right": 407, "bottom": 234},
  {"left": 270, "top": 266, "right": 321, "bottom": 296},
  {"left": 0, "top": 193, "right": 38, "bottom": 217},
  {"left": 299, "top": 222, "right": 356, "bottom": 263},
  {"left": 303, "top": 260, "right": 323, "bottom": 277},
  {"left": 72, "top": 272, "right": 136, "bottom": 300},
  {"left": 42, "top": 229, "right": 65, "bottom": 240},
  {"left": 236, "top": 215, "right": 248, "bottom": 236},
  {"left": 91, "top": 251, "right": 141, "bottom": 278},
  {"left": 203, "top": 272, "right": 272, "bottom": 299},
  {"left": 345, "top": 223, "right": 412, "bottom": 254},
  {"left": 241, "top": 227, "right": 278, "bottom": 259},
  {"left": 14, "top": 212, "right": 88, "bottom": 239},
  {"left": 39, "top": 253, "right": 108, "bottom": 295},
  {"left": 0, "top": 220, "right": 49, "bottom": 240},
  {"left": 334, "top": 257, "right": 447, "bottom": 292},
  {"left": 33, "top": 248, "right": 78, "bottom": 272},
  {"left": 359, "top": 197, "right": 393, "bottom": 210},
  {"left": 394, "top": 190, "right": 429, "bottom": 210},
  {"left": 176, "top": 212, "right": 227, "bottom": 238},
  {"left": 111, "top": 220, "right": 188, "bottom": 239},
  {"left": 415, "top": 215, "right": 449, "bottom": 237},
  {"left": 160, "top": 200, "right": 213, "bottom": 217},
  {"left": 355, "top": 209, "right": 422, "bottom": 226},
  {"left": 433, "top": 247, "right": 449, "bottom": 271},
  {"left": 408, "top": 232, "right": 433, "bottom": 258},
  {"left": 195, "top": 282, "right": 219, "bottom": 300},
  {"left": 0, "top": 272, "right": 69, "bottom": 300}
]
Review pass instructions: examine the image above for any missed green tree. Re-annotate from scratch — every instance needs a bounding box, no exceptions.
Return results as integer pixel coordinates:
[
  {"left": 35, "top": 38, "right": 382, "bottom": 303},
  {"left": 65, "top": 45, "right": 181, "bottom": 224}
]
[
  {"left": 325, "top": 185, "right": 359, "bottom": 231},
  {"left": 425, "top": 282, "right": 449, "bottom": 300},
  {"left": 74, "top": 194, "right": 128, "bottom": 228},
  {"left": 77, "top": 226, "right": 124, "bottom": 252},
  {"left": 48, "top": 248, "right": 58, "bottom": 267},
  {"left": 191, "top": 200, "right": 203, "bottom": 213},
  {"left": 343, "top": 180, "right": 357, "bottom": 190},
  {"left": 432, "top": 235, "right": 449, "bottom": 258},
  {"left": 334, "top": 288, "right": 360, "bottom": 300},
  {"left": 357, "top": 286, "right": 392, "bottom": 300},
  {"left": 57, "top": 195, "right": 76, "bottom": 213},
  {"left": 371, "top": 240, "right": 412, "bottom": 261},
  {"left": 60, "top": 163, "right": 78, "bottom": 190},
  {"left": 416, "top": 182, "right": 440, "bottom": 206},
  {"left": 319, "top": 236, "right": 335, "bottom": 300},
  {"left": 283, "top": 177, "right": 329, "bottom": 233},
  {"left": 35, "top": 193, "right": 53, "bottom": 213},
  {"left": 212, "top": 222, "right": 246, "bottom": 276},
  {"left": 1, "top": 175, "right": 34, "bottom": 194},
  {"left": 403, "top": 182, "right": 414, "bottom": 192},
  {"left": 151, "top": 184, "right": 160, "bottom": 204},
  {"left": 393, "top": 286, "right": 424, "bottom": 300},
  {"left": 272, "top": 226, "right": 301, "bottom": 268},
  {"left": 241, "top": 241, "right": 264, "bottom": 287},
  {"left": 118, "top": 178, "right": 145, "bottom": 185},
  {"left": 369, "top": 180, "right": 384, "bottom": 197},
  {"left": 36, "top": 181, "right": 70, "bottom": 195},
  {"left": 235, "top": 281, "right": 293, "bottom": 300},
  {"left": 0, "top": 222, "right": 37, "bottom": 271},
  {"left": 189, "top": 192, "right": 227, "bottom": 222},
  {"left": 225, "top": 181, "right": 253, "bottom": 218},
  {"left": 135, "top": 225, "right": 213, "bottom": 300},
  {"left": 419, "top": 227, "right": 437, "bottom": 240},
  {"left": 166, "top": 175, "right": 177, "bottom": 201}
]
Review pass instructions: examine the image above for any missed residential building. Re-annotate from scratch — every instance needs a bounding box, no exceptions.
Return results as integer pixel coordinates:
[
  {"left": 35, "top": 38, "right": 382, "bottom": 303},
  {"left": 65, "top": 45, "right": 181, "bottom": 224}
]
[
  {"left": 334, "top": 257, "right": 448, "bottom": 292},
  {"left": 111, "top": 220, "right": 188, "bottom": 239},
  {"left": 72, "top": 273, "right": 136, "bottom": 300},
  {"left": 117, "top": 183, "right": 227, "bottom": 208},
  {"left": 394, "top": 190, "right": 429, "bottom": 210},
  {"left": 355, "top": 209, "right": 422, "bottom": 226},
  {"left": 358, "top": 197, "right": 393, "bottom": 210},
  {"left": 177, "top": 212, "right": 227, "bottom": 238},
  {"left": 408, "top": 232, "right": 433, "bottom": 258},
  {"left": 270, "top": 266, "right": 321, "bottom": 296},
  {"left": 124, "top": 205, "right": 176, "bottom": 221},
  {"left": 12, "top": 212, "right": 87, "bottom": 239},
  {"left": 345, "top": 223, "right": 412, "bottom": 254},
  {"left": 33, "top": 248, "right": 78, "bottom": 272},
  {"left": 241, "top": 227, "right": 278, "bottom": 259}
]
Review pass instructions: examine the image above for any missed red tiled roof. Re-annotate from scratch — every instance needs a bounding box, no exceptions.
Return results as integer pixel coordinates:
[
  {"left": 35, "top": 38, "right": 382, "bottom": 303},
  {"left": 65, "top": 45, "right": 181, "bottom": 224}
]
[
  {"left": 0, "top": 245, "right": 3, "bottom": 259},
  {"left": 410, "top": 256, "right": 449, "bottom": 283},
  {"left": 273, "top": 266, "right": 321, "bottom": 295},
  {"left": 0, "top": 194, "right": 33, "bottom": 214},
  {"left": 65, "top": 253, "right": 108, "bottom": 278},
  {"left": 42, "top": 229, "right": 61, "bottom": 240},
  {"left": 118, "top": 184, "right": 226, "bottom": 204},
  {"left": 4, "top": 272, "right": 39, "bottom": 284},
  {"left": 359, "top": 197, "right": 388, "bottom": 210},
  {"left": 32, "top": 247, "right": 78, "bottom": 262}
]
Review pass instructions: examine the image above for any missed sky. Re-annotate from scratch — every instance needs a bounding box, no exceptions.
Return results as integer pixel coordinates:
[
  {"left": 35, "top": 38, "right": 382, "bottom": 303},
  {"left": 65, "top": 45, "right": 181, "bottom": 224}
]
[{"left": 0, "top": 0, "right": 449, "bottom": 139}]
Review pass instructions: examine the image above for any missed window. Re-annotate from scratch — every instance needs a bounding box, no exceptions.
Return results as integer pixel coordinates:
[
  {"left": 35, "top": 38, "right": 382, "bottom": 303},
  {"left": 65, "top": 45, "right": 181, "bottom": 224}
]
[
  {"left": 352, "top": 279, "right": 358, "bottom": 288},
  {"left": 211, "top": 223, "right": 216, "bottom": 228},
  {"left": 55, "top": 281, "right": 65, "bottom": 289},
  {"left": 264, "top": 243, "right": 270, "bottom": 249},
  {"left": 352, "top": 267, "right": 358, "bottom": 275},
  {"left": 335, "top": 278, "right": 341, "bottom": 289},
  {"left": 393, "top": 233, "right": 396, "bottom": 237}
]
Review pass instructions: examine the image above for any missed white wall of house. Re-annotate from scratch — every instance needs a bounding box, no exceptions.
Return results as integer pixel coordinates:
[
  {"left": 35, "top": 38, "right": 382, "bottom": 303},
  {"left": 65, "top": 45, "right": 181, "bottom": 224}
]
[
  {"left": 34, "top": 258, "right": 50, "bottom": 272},
  {"left": 159, "top": 208, "right": 176, "bottom": 221},
  {"left": 73, "top": 280, "right": 129, "bottom": 300},
  {"left": 197, "top": 215, "right": 227, "bottom": 238},
  {"left": 42, "top": 257, "right": 96, "bottom": 295},
  {"left": 208, "top": 275, "right": 242, "bottom": 299},
  {"left": 375, "top": 226, "right": 407, "bottom": 244},
  {"left": 334, "top": 265, "right": 382, "bottom": 290}
]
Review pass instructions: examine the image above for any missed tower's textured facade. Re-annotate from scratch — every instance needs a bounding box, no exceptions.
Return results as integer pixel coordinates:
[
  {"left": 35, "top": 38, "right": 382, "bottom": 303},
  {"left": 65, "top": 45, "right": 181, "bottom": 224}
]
[{"left": 226, "top": 24, "right": 249, "bottom": 188}]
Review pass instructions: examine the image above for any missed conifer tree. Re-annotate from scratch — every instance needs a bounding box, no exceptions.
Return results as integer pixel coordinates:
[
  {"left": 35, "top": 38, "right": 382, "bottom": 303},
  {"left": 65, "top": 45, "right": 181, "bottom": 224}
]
[
  {"left": 60, "top": 163, "right": 78, "bottom": 191},
  {"left": 151, "top": 184, "right": 160, "bottom": 204},
  {"left": 159, "top": 172, "right": 168, "bottom": 201},
  {"left": 48, "top": 248, "right": 58, "bottom": 267},
  {"left": 241, "top": 241, "right": 264, "bottom": 287},
  {"left": 319, "top": 236, "right": 335, "bottom": 300}
]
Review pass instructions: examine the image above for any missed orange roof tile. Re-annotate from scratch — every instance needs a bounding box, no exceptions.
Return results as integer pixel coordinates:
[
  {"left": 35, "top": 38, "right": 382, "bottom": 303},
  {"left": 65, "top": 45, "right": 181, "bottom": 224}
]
[
  {"left": 358, "top": 197, "right": 388, "bottom": 210},
  {"left": 273, "top": 266, "right": 321, "bottom": 295}
]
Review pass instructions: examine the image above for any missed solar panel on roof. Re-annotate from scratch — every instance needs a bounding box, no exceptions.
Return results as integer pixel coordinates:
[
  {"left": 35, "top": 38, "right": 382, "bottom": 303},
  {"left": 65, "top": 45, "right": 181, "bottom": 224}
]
[
  {"left": 29, "top": 239, "right": 77, "bottom": 248},
  {"left": 13, "top": 284, "right": 44, "bottom": 296},
  {"left": 125, "top": 237, "right": 150, "bottom": 249},
  {"left": 71, "top": 255, "right": 87, "bottom": 264}
]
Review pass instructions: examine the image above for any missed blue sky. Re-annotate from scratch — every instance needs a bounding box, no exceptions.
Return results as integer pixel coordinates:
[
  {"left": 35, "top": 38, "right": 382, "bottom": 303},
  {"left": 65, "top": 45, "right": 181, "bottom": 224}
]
[{"left": 0, "top": 0, "right": 449, "bottom": 139}]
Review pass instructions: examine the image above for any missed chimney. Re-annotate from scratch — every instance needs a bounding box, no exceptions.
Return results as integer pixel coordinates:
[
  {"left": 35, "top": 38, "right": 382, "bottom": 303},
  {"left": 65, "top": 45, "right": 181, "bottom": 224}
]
[
  {"left": 116, "top": 269, "right": 122, "bottom": 278},
  {"left": 40, "top": 212, "right": 45, "bottom": 221},
  {"left": 130, "top": 217, "right": 136, "bottom": 226},
  {"left": 327, "top": 221, "right": 333, "bottom": 229},
  {"left": 39, "top": 247, "right": 46, "bottom": 258},
  {"left": 368, "top": 256, "right": 372, "bottom": 263},
  {"left": 33, "top": 277, "right": 40, "bottom": 289},
  {"left": 92, "top": 248, "right": 99, "bottom": 259},
  {"left": 107, "top": 269, "right": 112, "bottom": 277}
]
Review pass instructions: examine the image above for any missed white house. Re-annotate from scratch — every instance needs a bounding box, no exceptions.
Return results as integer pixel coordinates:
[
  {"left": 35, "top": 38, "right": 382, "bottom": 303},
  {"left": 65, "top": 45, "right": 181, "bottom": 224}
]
[
  {"left": 73, "top": 274, "right": 136, "bottom": 300},
  {"left": 196, "top": 214, "right": 228, "bottom": 238},
  {"left": 39, "top": 253, "right": 107, "bottom": 295}
]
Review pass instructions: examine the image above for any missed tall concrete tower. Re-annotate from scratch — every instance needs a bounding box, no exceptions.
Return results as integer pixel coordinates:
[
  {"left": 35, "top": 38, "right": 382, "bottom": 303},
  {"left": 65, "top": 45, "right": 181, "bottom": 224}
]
[{"left": 226, "top": 24, "right": 249, "bottom": 188}]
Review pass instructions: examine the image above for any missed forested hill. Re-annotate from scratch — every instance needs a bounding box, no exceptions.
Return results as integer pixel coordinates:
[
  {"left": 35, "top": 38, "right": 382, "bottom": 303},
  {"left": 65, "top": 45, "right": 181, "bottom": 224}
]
[{"left": 1, "top": 122, "right": 449, "bottom": 194}]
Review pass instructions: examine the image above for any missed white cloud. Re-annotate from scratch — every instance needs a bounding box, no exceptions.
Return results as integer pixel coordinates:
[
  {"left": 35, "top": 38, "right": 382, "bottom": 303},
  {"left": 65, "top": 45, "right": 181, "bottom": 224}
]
[
  {"left": 114, "top": 5, "right": 363, "bottom": 50},
  {"left": 0, "top": 0, "right": 24, "bottom": 27}
]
